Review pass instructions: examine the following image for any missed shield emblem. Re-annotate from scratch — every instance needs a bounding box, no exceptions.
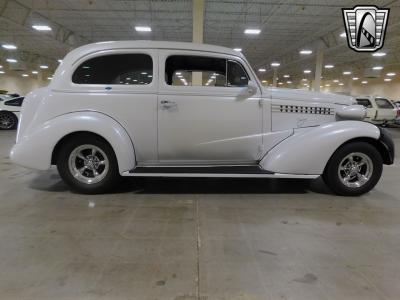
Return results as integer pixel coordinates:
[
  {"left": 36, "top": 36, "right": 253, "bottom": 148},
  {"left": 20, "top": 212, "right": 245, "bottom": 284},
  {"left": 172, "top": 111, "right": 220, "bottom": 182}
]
[{"left": 342, "top": 6, "right": 389, "bottom": 52}]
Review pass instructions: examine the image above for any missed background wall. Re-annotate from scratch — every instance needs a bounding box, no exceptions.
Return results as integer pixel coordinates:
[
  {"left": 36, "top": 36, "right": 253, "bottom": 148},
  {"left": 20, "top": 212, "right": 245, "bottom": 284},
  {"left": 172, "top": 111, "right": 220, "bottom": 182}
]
[
  {"left": 0, "top": 73, "right": 47, "bottom": 95},
  {"left": 324, "top": 77, "right": 400, "bottom": 100}
]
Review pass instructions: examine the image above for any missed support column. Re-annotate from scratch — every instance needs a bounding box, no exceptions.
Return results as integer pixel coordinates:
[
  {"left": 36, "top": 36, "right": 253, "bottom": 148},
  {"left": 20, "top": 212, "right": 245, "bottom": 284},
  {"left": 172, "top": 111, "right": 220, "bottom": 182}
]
[
  {"left": 313, "top": 46, "right": 324, "bottom": 91},
  {"left": 192, "top": 0, "right": 204, "bottom": 86},
  {"left": 272, "top": 69, "right": 278, "bottom": 87}
]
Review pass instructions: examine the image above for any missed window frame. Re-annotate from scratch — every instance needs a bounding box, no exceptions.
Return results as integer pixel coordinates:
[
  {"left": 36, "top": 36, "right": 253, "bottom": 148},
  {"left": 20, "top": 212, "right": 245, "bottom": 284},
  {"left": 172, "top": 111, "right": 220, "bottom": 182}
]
[
  {"left": 69, "top": 49, "right": 158, "bottom": 92},
  {"left": 375, "top": 97, "right": 394, "bottom": 109},
  {"left": 159, "top": 49, "right": 259, "bottom": 94},
  {"left": 356, "top": 98, "right": 373, "bottom": 108}
]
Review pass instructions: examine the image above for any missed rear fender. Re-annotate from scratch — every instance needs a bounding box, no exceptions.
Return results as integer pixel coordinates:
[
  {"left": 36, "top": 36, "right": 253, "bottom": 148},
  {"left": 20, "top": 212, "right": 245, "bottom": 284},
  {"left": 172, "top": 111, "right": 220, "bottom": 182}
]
[
  {"left": 10, "top": 111, "right": 136, "bottom": 174},
  {"left": 260, "top": 121, "right": 380, "bottom": 175}
]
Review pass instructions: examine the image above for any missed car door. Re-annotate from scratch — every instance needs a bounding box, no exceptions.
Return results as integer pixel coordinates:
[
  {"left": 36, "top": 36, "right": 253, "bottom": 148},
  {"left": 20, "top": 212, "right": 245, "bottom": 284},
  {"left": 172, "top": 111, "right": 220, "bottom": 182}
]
[
  {"left": 157, "top": 50, "right": 262, "bottom": 165},
  {"left": 375, "top": 97, "right": 396, "bottom": 121}
]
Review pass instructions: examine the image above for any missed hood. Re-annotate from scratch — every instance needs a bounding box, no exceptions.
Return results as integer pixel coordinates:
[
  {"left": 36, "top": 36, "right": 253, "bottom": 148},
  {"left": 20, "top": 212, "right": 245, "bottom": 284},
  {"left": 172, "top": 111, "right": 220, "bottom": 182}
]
[{"left": 263, "top": 87, "right": 355, "bottom": 106}]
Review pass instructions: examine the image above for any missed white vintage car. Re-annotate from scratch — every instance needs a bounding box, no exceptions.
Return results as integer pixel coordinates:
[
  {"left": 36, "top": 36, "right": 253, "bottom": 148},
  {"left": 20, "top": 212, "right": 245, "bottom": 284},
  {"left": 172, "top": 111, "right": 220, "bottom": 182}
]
[
  {"left": 0, "top": 95, "right": 23, "bottom": 130},
  {"left": 356, "top": 96, "right": 397, "bottom": 125},
  {"left": 10, "top": 41, "right": 394, "bottom": 195}
]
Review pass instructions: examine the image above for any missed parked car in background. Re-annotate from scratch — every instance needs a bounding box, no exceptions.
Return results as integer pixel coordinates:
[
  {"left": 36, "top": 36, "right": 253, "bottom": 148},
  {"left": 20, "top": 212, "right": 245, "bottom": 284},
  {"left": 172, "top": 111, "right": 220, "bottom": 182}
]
[
  {"left": 10, "top": 41, "right": 394, "bottom": 196},
  {"left": 355, "top": 96, "right": 397, "bottom": 125},
  {"left": 0, "top": 96, "right": 24, "bottom": 130},
  {"left": 392, "top": 101, "right": 400, "bottom": 125}
]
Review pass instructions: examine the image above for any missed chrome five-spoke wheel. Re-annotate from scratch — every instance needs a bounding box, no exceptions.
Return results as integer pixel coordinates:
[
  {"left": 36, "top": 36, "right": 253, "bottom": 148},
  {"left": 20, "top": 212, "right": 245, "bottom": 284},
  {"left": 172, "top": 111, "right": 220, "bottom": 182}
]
[
  {"left": 68, "top": 144, "right": 109, "bottom": 184},
  {"left": 338, "top": 152, "right": 373, "bottom": 188},
  {"left": 323, "top": 141, "right": 383, "bottom": 196}
]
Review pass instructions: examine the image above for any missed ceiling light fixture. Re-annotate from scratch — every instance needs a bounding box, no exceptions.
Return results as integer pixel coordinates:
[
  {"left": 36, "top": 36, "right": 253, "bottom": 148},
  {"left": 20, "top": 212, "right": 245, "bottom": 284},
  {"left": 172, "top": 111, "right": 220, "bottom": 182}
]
[
  {"left": 283, "top": 74, "right": 290, "bottom": 78},
  {"left": 324, "top": 64, "right": 334, "bottom": 69},
  {"left": 338, "top": 83, "right": 344, "bottom": 86},
  {"left": 0, "top": 71, "right": 4, "bottom": 74},
  {"left": 258, "top": 68, "right": 266, "bottom": 72},
  {"left": 270, "top": 62, "right": 280, "bottom": 67},
  {"left": 22, "top": 74, "right": 29, "bottom": 77},
  {"left": 340, "top": 32, "right": 346, "bottom": 38},
  {"left": 372, "top": 52, "right": 386, "bottom": 57},
  {"left": 135, "top": 26, "right": 151, "bottom": 32},
  {"left": 233, "top": 48, "right": 242, "bottom": 52},
  {"left": 361, "top": 80, "right": 368, "bottom": 84},
  {"left": 303, "top": 70, "right": 311, "bottom": 74},
  {"left": 352, "top": 77, "right": 359, "bottom": 80},
  {"left": 384, "top": 78, "right": 391, "bottom": 82},
  {"left": 32, "top": 25, "right": 52, "bottom": 31},
  {"left": 333, "top": 79, "right": 339, "bottom": 83},
  {"left": 40, "top": 65, "right": 48, "bottom": 69},
  {"left": 31, "top": 71, "right": 38, "bottom": 74},
  {"left": 343, "top": 71, "right": 352, "bottom": 75},
  {"left": 287, "top": 81, "right": 292, "bottom": 84},
  {"left": 299, "top": 50, "right": 312, "bottom": 55},
  {"left": 386, "top": 72, "right": 396, "bottom": 76},
  {"left": 244, "top": 29, "right": 261, "bottom": 35},
  {"left": 372, "top": 66, "right": 383, "bottom": 70},
  {"left": 2, "top": 44, "right": 17, "bottom": 50},
  {"left": 6, "top": 58, "right": 17, "bottom": 63}
]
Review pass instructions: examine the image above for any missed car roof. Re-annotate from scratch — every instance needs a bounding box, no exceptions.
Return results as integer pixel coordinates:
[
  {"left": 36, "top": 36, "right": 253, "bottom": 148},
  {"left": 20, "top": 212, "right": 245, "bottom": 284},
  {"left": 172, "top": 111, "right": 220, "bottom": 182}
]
[{"left": 65, "top": 40, "right": 244, "bottom": 64}]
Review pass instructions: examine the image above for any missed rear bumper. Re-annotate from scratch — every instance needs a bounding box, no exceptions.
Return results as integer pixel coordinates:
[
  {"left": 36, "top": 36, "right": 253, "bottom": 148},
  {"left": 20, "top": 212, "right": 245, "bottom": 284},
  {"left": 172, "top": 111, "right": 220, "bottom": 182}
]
[{"left": 378, "top": 127, "right": 395, "bottom": 165}]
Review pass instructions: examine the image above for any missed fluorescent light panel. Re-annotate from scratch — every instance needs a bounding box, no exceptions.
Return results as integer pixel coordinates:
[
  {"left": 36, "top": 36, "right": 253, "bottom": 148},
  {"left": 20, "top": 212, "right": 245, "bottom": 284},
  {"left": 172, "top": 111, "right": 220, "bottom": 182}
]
[
  {"left": 2, "top": 44, "right": 17, "bottom": 50},
  {"left": 32, "top": 25, "right": 52, "bottom": 31},
  {"left": 299, "top": 49, "right": 312, "bottom": 55},
  {"left": 135, "top": 26, "right": 151, "bottom": 32},
  {"left": 244, "top": 29, "right": 261, "bottom": 35}
]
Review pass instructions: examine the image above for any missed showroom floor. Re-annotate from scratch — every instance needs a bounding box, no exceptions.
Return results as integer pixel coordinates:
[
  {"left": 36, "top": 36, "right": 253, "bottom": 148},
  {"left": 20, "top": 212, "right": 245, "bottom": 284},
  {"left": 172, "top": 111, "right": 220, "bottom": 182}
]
[{"left": 0, "top": 129, "right": 400, "bottom": 300}]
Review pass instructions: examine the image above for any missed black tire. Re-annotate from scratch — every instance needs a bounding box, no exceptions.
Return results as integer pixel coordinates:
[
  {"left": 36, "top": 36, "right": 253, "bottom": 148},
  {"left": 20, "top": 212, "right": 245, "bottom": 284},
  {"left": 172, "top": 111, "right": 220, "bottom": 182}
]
[
  {"left": 323, "top": 142, "right": 383, "bottom": 196},
  {"left": 0, "top": 111, "right": 18, "bottom": 130},
  {"left": 56, "top": 133, "right": 120, "bottom": 194}
]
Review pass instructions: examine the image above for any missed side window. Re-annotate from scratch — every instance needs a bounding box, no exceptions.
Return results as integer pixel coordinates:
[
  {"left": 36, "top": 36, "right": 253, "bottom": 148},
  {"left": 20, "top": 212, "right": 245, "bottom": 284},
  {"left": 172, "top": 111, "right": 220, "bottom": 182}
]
[
  {"left": 356, "top": 99, "right": 373, "bottom": 108},
  {"left": 72, "top": 54, "right": 153, "bottom": 85},
  {"left": 375, "top": 98, "right": 394, "bottom": 109},
  {"left": 165, "top": 55, "right": 226, "bottom": 86},
  {"left": 227, "top": 60, "right": 249, "bottom": 86}
]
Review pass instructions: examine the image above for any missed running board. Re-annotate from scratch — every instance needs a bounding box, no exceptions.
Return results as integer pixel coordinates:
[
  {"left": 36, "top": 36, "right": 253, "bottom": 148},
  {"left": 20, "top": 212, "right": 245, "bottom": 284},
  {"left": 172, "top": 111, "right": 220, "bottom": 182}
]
[{"left": 121, "top": 166, "right": 319, "bottom": 179}]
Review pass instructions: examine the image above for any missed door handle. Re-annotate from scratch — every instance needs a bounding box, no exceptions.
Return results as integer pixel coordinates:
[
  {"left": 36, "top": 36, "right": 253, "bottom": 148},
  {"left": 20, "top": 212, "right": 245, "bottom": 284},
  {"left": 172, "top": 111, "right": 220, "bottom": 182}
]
[{"left": 160, "top": 100, "right": 177, "bottom": 109}]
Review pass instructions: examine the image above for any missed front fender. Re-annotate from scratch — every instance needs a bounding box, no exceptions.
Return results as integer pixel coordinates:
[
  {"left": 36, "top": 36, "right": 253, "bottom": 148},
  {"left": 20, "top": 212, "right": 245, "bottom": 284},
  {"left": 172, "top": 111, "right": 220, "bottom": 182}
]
[
  {"left": 10, "top": 111, "right": 136, "bottom": 174},
  {"left": 260, "top": 121, "right": 380, "bottom": 175}
]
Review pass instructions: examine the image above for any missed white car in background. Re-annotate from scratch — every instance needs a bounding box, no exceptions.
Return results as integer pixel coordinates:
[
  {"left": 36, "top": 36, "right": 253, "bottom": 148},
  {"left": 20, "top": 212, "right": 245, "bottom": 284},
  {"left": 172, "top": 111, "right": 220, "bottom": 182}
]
[
  {"left": 355, "top": 96, "right": 397, "bottom": 125},
  {"left": 9, "top": 41, "right": 395, "bottom": 196},
  {"left": 0, "top": 95, "right": 23, "bottom": 130}
]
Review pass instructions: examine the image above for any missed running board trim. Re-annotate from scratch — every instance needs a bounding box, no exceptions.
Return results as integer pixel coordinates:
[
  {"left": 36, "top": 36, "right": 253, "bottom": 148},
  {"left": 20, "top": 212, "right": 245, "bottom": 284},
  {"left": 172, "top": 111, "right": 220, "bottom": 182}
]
[{"left": 121, "top": 166, "right": 319, "bottom": 179}]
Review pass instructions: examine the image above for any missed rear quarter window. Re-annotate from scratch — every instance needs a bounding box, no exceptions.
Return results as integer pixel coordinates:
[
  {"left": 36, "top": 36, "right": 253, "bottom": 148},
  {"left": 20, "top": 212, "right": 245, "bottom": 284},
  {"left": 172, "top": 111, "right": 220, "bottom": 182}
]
[
  {"left": 356, "top": 99, "right": 372, "bottom": 108},
  {"left": 375, "top": 98, "right": 394, "bottom": 109},
  {"left": 72, "top": 54, "right": 153, "bottom": 85}
]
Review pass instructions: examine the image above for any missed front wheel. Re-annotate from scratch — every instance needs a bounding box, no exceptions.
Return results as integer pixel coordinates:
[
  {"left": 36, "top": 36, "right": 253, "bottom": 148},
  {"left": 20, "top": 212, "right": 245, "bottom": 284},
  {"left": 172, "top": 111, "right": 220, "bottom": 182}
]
[
  {"left": 323, "top": 142, "right": 383, "bottom": 196},
  {"left": 0, "top": 111, "right": 18, "bottom": 130},
  {"left": 57, "top": 134, "right": 120, "bottom": 194}
]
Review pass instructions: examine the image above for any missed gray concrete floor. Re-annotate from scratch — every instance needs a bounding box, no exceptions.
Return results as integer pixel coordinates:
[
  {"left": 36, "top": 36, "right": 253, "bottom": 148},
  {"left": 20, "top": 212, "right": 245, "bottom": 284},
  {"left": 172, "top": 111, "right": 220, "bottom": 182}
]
[{"left": 1, "top": 129, "right": 400, "bottom": 300}]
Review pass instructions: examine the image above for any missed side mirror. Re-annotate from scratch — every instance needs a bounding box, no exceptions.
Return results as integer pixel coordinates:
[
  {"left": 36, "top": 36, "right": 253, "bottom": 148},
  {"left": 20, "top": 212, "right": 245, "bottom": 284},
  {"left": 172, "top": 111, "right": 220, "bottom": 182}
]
[{"left": 238, "top": 80, "right": 258, "bottom": 98}]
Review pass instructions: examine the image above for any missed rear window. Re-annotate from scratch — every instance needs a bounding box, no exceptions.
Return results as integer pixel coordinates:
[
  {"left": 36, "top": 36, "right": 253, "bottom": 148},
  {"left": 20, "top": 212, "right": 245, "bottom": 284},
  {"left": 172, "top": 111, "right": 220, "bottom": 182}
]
[
  {"left": 72, "top": 54, "right": 153, "bottom": 85},
  {"left": 356, "top": 98, "right": 372, "bottom": 108},
  {"left": 375, "top": 98, "right": 393, "bottom": 109}
]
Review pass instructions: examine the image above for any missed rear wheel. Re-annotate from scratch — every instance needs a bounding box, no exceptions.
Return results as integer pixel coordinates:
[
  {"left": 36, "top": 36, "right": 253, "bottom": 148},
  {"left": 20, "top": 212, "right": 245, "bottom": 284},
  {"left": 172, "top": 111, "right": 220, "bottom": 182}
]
[
  {"left": 323, "top": 142, "right": 383, "bottom": 196},
  {"left": 0, "top": 111, "right": 18, "bottom": 130},
  {"left": 56, "top": 134, "right": 120, "bottom": 194}
]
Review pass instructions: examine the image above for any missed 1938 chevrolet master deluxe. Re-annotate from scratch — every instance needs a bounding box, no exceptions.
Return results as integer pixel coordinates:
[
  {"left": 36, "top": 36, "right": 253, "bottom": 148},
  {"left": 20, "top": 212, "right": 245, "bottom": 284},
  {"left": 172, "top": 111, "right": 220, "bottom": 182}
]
[{"left": 10, "top": 41, "right": 394, "bottom": 195}]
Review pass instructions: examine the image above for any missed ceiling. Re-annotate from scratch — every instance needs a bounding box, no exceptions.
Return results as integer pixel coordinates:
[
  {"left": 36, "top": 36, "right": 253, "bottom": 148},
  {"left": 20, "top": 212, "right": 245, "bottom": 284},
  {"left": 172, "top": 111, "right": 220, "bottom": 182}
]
[{"left": 1, "top": 0, "right": 400, "bottom": 85}]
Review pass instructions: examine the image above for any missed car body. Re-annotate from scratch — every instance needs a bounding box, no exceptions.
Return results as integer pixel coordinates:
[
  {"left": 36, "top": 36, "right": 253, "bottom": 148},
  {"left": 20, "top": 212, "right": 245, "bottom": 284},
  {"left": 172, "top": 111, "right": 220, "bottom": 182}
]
[
  {"left": 356, "top": 96, "right": 397, "bottom": 125},
  {"left": 10, "top": 41, "right": 394, "bottom": 195},
  {"left": 0, "top": 95, "right": 23, "bottom": 130}
]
